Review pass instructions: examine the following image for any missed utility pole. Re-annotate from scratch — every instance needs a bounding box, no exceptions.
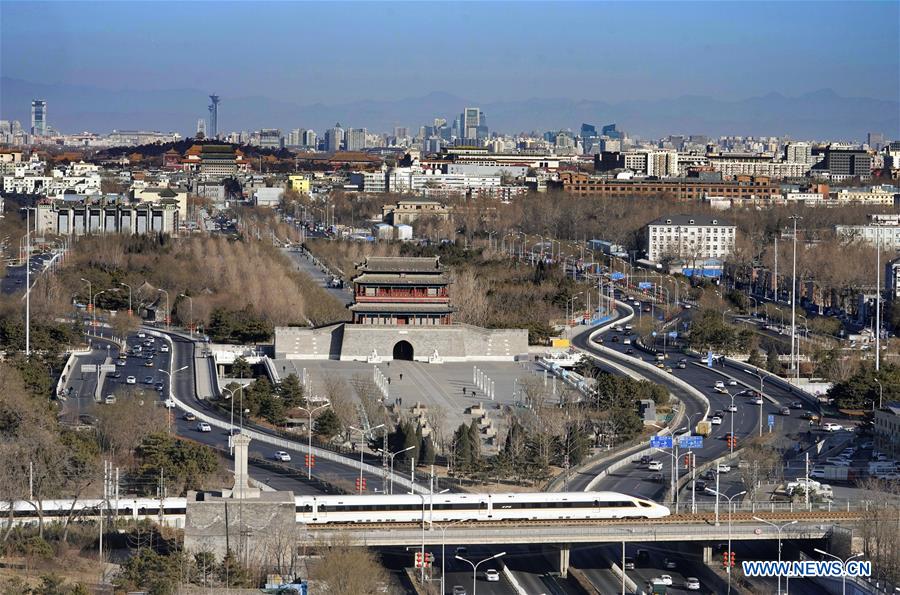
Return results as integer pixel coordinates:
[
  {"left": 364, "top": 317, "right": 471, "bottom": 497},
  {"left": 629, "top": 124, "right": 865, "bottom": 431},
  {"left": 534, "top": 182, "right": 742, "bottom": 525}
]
[
  {"left": 789, "top": 216, "right": 801, "bottom": 381},
  {"left": 773, "top": 237, "right": 778, "bottom": 302},
  {"left": 875, "top": 227, "right": 881, "bottom": 372}
]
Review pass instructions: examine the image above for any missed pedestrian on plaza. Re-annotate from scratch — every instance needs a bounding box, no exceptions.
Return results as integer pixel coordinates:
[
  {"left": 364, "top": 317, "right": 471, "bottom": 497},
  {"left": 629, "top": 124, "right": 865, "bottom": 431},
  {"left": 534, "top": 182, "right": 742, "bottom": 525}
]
[{"left": 399, "top": 373, "right": 403, "bottom": 381}]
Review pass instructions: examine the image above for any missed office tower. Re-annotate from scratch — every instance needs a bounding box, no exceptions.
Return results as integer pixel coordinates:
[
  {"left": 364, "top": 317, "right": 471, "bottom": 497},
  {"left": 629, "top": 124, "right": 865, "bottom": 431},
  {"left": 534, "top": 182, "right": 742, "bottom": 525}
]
[
  {"left": 208, "top": 94, "right": 220, "bottom": 138},
  {"left": 326, "top": 123, "right": 344, "bottom": 152},
  {"left": 196, "top": 119, "right": 207, "bottom": 137},
  {"left": 867, "top": 132, "right": 885, "bottom": 151},
  {"left": 393, "top": 126, "right": 409, "bottom": 140},
  {"left": 31, "top": 100, "right": 47, "bottom": 136},
  {"left": 784, "top": 142, "right": 812, "bottom": 164},
  {"left": 581, "top": 123, "right": 597, "bottom": 137},
  {"left": 302, "top": 129, "right": 317, "bottom": 148},
  {"left": 345, "top": 128, "right": 367, "bottom": 151},
  {"left": 462, "top": 107, "right": 482, "bottom": 140},
  {"left": 602, "top": 123, "right": 621, "bottom": 140}
]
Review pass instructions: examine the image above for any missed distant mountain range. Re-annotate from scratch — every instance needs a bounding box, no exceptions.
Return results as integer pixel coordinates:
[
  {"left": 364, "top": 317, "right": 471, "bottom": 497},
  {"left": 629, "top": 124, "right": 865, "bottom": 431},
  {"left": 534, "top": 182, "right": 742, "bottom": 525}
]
[{"left": 2, "top": 77, "right": 897, "bottom": 141}]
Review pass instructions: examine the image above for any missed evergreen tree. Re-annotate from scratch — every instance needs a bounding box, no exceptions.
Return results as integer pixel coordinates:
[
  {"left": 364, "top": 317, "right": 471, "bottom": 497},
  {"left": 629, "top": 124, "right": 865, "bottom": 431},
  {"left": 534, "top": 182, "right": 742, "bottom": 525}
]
[
  {"left": 766, "top": 346, "right": 783, "bottom": 374},
  {"left": 401, "top": 420, "right": 420, "bottom": 464},
  {"left": 279, "top": 373, "right": 306, "bottom": 409},
  {"left": 314, "top": 409, "right": 342, "bottom": 439},
  {"left": 421, "top": 436, "right": 436, "bottom": 466},
  {"left": 452, "top": 423, "right": 472, "bottom": 474}
]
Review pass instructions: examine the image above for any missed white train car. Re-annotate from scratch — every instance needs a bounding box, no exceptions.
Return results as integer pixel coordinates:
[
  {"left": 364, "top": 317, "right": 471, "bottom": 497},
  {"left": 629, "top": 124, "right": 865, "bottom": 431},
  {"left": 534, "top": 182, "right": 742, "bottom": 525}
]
[
  {"left": 0, "top": 497, "right": 188, "bottom": 529},
  {"left": 294, "top": 491, "right": 670, "bottom": 524}
]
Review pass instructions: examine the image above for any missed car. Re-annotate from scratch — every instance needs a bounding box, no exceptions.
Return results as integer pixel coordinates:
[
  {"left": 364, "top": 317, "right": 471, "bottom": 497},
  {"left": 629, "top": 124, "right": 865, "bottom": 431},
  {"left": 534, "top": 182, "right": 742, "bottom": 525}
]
[
  {"left": 455, "top": 547, "right": 468, "bottom": 556},
  {"left": 626, "top": 348, "right": 635, "bottom": 354},
  {"left": 109, "top": 371, "right": 121, "bottom": 379},
  {"left": 825, "top": 457, "right": 851, "bottom": 466},
  {"left": 125, "top": 376, "right": 136, "bottom": 384},
  {"left": 714, "top": 409, "right": 724, "bottom": 417},
  {"left": 143, "top": 376, "right": 154, "bottom": 384},
  {"left": 710, "top": 416, "right": 722, "bottom": 425},
  {"left": 727, "top": 404, "right": 737, "bottom": 412},
  {"left": 714, "top": 381, "right": 725, "bottom": 389},
  {"left": 136, "top": 332, "right": 146, "bottom": 338},
  {"left": 727, "top": 379, "right": 738, "bottom": 386},
  {"left": 143, "top": 360, "right": 154, "bottom": 368},
  {"left": 840, "top": 448, "right": 855, "bottom": 458},
  {"left": 623, "top": 339, "right": 631, "bottom": 345},
  {"left": 132, "top": 345, "right": 142, "bottom": 353},
  {"left": 677, "top": 362, "right": 686, "bottom": 369},
  {"left": 823, "top": 423, "right": 844, "bottom": 432},
  {"left": 643, "top": 306, "right": 651, "bottom": 312},
  {"left": 623, "top": 557, "right": 635, "bottom": 570},
  {"left": 611, "top": 336, "right": 619, "bottom": 342},
  {"left": 664, "top": 558, "right": 677, "bottom": 569},
  {"left": 104, "top": 395, "right": 116, "bottom": 404},
  {"left": 694, "top": 480, "right": 707, "bottom": 491},
  {"left": 753, "top": 397, "right": 764, "bottom": 405},
  {"left": 184, "top": 412, "right": 196, "bottom": 421},
  {"left": 632, "top": 300, "right": 640, "bottom": 307},
  {"left": 116, "top": 359, "right": 126, "bottom": 367},
  {"left": 594, "top": 337, "right": 603, "bottom": 344},
  {"left": 790, "top": 401, "right": 804, "bottom": 409},
  {"left": 144, "top": 352, "right": 154, "bottom": 359},
  {"left": 656, "top": 362, "right": 665, "bottom": 369},
  {"left": 780, "top": 407, "right": 791, "bottom": 416},
  {"left": 274, "top": 451, "right": 291, "bottom": 462},
  {"left": 649, "top": 472, "right": 665, "bottom": 483},
  {"left": 146, "top": 337, "right": 155, "bottom": 343},
  {"left": 452, "top": 586, "right": 467, "bottom": 595},
  {"left": 639, "top": 455, "right": 652, "bottom": 465},
  {"left": 685, "top": 577, "right": 701, "bottom": 591},
  {"left": 648, "top": 460, "right": 663, "bottom": 471},
  {"left": 484, "top": 569, "right": 500, "bottom": 582},
  {"left": 653, "top": 575, "right": 673, "bottom": 586},
  {"left": 197, "top": 422, "right": 212, "bottom": 432},
  {"left": 160, "top": 344, "right": 169, "bottom": 352},
  {"left": 665, "top": 367, "right": 674, "bottom": 373},
  {"left": 717, "top": 464, "right": 731, "bottom": 473}
]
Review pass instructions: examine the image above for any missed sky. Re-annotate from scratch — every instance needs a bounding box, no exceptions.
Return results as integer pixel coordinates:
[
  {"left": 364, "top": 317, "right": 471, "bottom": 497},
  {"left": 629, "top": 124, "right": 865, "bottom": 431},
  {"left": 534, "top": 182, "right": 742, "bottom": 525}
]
[{"left": 2, "top": 1, "right": 898, "bottom": 105}]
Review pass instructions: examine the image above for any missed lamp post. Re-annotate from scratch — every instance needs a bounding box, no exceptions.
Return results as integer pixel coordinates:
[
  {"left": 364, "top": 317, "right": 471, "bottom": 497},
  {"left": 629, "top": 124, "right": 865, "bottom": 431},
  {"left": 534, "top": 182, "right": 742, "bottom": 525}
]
[
  {"left": 378, "top": 445, "right": 415, "bottom": 494},
  {"left": 157, "top": 289, "right": 170, "bottom": 330},
  {"left": 81, "top": 278, "right": 92, "bottom": 329},
  {"left": 874, "top": 378, "right": 883, "bottom": 409},
  {"left": 753, "top": 517, "right": 797, "bottom": 595},
  {"left": 92, "top": 290, "right": 108, "bottom": 330},
  {"left": 297, "top": 402, "right": 331, "bottom": 479},
  {"left": 712, "top": 489, "right": 747, "bottom": 595},
  {"left": 430, "top": 518, "right": 471, "bottom": 595},
  {"left": 566, "top": 292, "right": 584, "bottom": 326},
  {"left": 812, "top": 549, "right": 864, "bottom": 595},
  {"left": 455, "top": 552, "right": 506, "bottom": 595},
  {"left": 221, "top": 386, "right": 243, "bottom": 454},
  {"left": 789, "top": 215, "right": 802, "bottom": 380},
  {"left": 119, "top": 282, "right": 133, "bottom": 317},
  {"left": 158, "top": 365, "right": 188, "bottom": 401},
  {"left": 349, "top": 424, "right": 384, "bottom": 493},
  {"left": 722, "top": 308, "right": 733, "bottom": 325},
  {"left": 179, "top": 293, "right": 194, "bottom": 339}
]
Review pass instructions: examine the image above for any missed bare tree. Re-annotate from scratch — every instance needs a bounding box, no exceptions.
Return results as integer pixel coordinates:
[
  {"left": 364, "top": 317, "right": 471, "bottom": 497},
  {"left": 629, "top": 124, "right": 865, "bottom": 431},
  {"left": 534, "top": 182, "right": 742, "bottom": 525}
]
[{"left": 310, "top": 537, "right": 392, "bottom": 595}]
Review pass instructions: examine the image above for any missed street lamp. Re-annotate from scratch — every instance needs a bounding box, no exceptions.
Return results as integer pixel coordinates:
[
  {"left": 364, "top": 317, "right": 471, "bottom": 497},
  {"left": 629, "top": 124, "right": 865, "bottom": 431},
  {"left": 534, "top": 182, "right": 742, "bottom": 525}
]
[
  {"left": 81, "top": 278, "right": 92, "bottom": 329},
  {"left": 119, "top": 282, "right": 133, "bottom": 317},
  {"left": 566, "top": 292, "right": 584, "bottom": 326},
  {"left": 711, "top": 489, "right": 747, "bottom": 595},
  {"left": 158, "top": 365, "right": 189, "bottom": 401},
  {"left": 789, "top": 215, "right": 802, "bottom": 380},
  {"left": 812, "top": 549, "right": 864, "bottom": 595},
  {"left": 429, "top": 518, "right": 471, "bottom": 595},
  {"left": 297, "top": 401, "right": 331, "bottom": 479},
  {"left": 455, "top": 552, "right": 506, "bottom": 595},
  {"left": 753, "top": 517, "right": 797, "bottom": 595},
  {"left": 349, "top": 424, "right": 384, "bottom": 494},
  {"left": 874, "top": 378, "right": 883, "bottom": 409},
  {"left": 179, "top": 293, "right": 194, "bottom": 339},
  {"left": 157, "top": 289, "right": 170, "bottom": 330},
  {"left": 378, "top": 445, "right": 415, "bottom": 494}
]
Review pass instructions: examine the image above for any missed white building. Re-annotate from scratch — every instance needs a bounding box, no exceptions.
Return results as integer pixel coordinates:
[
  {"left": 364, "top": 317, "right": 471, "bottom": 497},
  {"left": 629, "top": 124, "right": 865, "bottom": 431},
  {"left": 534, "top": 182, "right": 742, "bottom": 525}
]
[
  {"left": 34, "top": 198, "right": 180, "bottom": 236},
  {"left": 349, "top": 171, "right": 387, "bottom": 193},
  {"left": 830, "top": 186, "right": 898, "bottom": 207},
  {"left": 645, "top": 215, "right": 737, "bottom": 262},
  {"left": 835, "top": 223, "right": 900, "bottom": 251}
]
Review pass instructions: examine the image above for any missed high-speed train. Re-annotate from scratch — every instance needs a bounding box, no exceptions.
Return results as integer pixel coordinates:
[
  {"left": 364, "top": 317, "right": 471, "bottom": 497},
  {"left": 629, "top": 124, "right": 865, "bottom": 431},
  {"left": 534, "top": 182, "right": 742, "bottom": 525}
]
[{"left": 1, "top": 492, "right": 669, "bottom": 528}]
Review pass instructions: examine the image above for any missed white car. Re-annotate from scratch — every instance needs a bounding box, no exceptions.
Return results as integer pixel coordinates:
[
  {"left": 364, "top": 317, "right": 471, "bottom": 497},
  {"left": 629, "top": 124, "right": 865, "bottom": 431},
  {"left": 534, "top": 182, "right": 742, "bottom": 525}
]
[
  {"left": 717, "top": 464, "right": 731, "bottom": 473},
  {"left": 727, "top": 379, "right": 738, "bottom": 386},
  {"left": 825, "top": 457, "right": 851, "bottom": 466},
  {"left": 664, "top": 558, "right": 677, "bottom": 569},
  {"left": 753, "top": 397, "right": 764, "bottom": 405},
  {"left": 648, "top": 460, "right": 664, "bottom": 471},
  {"left": 653, "top": 575, "right": 673, "bottom": 586},
  {"left": 685, "top": 577, "right": 701, "bottom": 591},
  {"left": 197, "top": 422, "right": 212, "bottom": 432},
  {"left": 136, "top": 332, "right": 146, "bottom": 338},
  {"left": 104, "top": 395, "right": 116, "bottom": 404},
  {"left": 164, "top": 399, "right": 176, "bottom": 409},
  {"left": 484, "top": 569, "right": 500, "bottom": 582},
  {"left": 160, "top": 344, "right": 169, "bottom": 352},
  {"left": 714, "top": 381, "right": 725, "bottom": 389},
  {"left": 727, "top": 404, "right": 737, "bottom": 412},
  {"left": 710, "top": 416, "right": 722, "bottom": 425},
  {"left": 125, "top": 376, "right": 136, "bottom": 384},
  {"left": 274, "top": 451, "right": 291, "bottom": 462},
  {"left": 823, "top": 423, "right": 844, "bottom": 432}
]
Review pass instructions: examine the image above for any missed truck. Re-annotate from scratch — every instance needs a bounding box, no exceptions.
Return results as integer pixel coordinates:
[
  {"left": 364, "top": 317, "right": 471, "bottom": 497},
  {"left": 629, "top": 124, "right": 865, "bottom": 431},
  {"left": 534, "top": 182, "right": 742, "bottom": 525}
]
[
  {"left": 695, "top": 421, "right": 712, "bottom": 437},
  {"left": 808, "top": 465, "right": 857, "bottom": 482}
]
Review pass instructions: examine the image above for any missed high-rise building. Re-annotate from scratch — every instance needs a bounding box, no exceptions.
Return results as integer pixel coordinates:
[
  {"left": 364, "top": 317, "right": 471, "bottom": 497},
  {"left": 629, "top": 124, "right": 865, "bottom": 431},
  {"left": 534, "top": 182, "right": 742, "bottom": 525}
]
[
  {"left": 302, "top": 129, "right": 317, "bottom": 148},
  {"left": 326, "top": 123, "right": 344, "bottom": 152},
  {"left": 345, "top": 128, "right": 367, "bottom": 151},
  {"left": 867, "top": 132, "right": 885, "bottom": 151},
  {"left": 31, "top": 100, "right": 47, "bottom": 136},
  {"left": 208, "top": 95, "right": 220, "bottom": 138},
  {"left": 602, "top": 123, "right": 621, "bottom": 140},
  {"left": 462, "top": 107, "right": 482, "bottom": 141},
  {"left": 196, "top": 119, "right": 207, "bottom": 138},
  {"left": 784, "top": 142, "right": 812, "bottom": 164},
  {"left": 393, "top": 126, "right": 409, "bottom": 140}
]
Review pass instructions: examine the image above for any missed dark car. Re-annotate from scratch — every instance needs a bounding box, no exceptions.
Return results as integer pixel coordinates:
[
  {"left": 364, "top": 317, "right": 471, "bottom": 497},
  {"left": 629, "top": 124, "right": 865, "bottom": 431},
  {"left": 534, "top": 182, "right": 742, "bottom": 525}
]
[
  {"left": 611, "top": 336, "right": 619, "bottom": 342},
  {"left": 694, "top": 480, "right": 707, "bottom": 491}
]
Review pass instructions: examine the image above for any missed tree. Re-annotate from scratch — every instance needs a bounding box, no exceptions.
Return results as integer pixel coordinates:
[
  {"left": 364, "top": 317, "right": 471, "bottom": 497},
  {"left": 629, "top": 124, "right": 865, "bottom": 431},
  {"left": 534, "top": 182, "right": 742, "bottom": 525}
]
[
  {"left": 218, "top": 549, "right": 253, "bottom": 588},
  {"left": 310, "top": 539, "right": 391, "bottom": 595},
  {"left": 278, "top": 373, "right": 306, "bottom": 409},
  {"left": 420, "top": 436, "right": 436, "bottom": 466},
  {"left": 829, "top": 364, "right": 900, "bottom": 410},
  {"left": 315, "top": 409, "right": 342, "bottom": 440},
  {"left": 766, "top": 345, "right": 783, "bottom": 375},
  {"left": 451, "top": 423, "right": 473, "bottom": 475},
  {"left": 136, "top": 432, "right": 220, "bottom": 495},
  {"left": 747, "top": 346, "right": 764, "bottom": 368},
  {"left": 231, "top": 356, "right": 253, "bottom": 378}
]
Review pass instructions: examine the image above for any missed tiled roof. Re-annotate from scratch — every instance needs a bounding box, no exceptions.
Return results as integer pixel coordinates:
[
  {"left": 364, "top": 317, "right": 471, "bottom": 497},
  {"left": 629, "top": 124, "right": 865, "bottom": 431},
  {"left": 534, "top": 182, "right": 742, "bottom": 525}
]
[
  {"left": 359, "top": 256, "right": 445, "bottom": 273},
  {"left": 354, "top": 273, "right": 448, "bottom": 285},
  {"left": 349, "top": 303, "right": 453, "bottom": 313}
]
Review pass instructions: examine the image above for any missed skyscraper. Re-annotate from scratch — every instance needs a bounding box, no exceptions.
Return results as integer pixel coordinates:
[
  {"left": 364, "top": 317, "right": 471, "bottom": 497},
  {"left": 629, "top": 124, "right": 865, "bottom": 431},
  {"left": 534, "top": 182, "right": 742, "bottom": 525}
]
[
  {"left": 462, "top": 107, "right": 481, "bottom": 140},
  {"left": 326, "top": 123, "right": 344, "bottom": 152},
  {"left": 196, "top": 118, "right": 207, "bottom": 138},
  {"left": 345, "top": 128, "right": 367, "bottom": 151},
  {"left": 208, "top": 95, "right": 220, "bottom": 138},
  {"left": 31, "top": 100, "right": 47, "bottom": 136}
]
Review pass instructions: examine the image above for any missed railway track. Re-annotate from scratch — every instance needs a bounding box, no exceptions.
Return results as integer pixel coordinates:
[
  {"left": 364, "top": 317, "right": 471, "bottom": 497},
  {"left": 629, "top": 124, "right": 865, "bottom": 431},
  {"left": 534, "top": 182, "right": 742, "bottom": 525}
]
[{"left": 314, "top": 509, "right": 863, "bottom": 530}]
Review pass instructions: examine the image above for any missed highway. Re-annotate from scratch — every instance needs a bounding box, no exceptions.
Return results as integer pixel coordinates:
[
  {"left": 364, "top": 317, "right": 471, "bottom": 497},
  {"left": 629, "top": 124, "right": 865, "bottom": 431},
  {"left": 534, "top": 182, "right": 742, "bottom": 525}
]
[
  {"left": 62, "top": 327, "right": 392, "bottom": 496},
  {"left": 570, "top": 295, "right": 821, "bottom": 505}
]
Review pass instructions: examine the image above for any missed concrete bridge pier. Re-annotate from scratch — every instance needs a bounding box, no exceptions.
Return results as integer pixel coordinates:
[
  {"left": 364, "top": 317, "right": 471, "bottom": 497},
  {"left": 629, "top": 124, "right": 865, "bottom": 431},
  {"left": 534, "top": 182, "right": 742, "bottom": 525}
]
[
  {"left": 557, "top": 543, "right": 571, "bottom": 578},
  {"left": 702, "top": 544, "right": 713, "bottom": 564}
]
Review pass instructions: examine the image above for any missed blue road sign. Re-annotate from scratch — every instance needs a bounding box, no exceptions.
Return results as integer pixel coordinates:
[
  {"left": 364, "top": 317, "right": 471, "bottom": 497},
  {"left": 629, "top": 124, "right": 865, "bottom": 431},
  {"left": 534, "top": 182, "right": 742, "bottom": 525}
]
[
  {"left": 650, "top": 436, "right": 674, "bottom": 449},
  {"left": 668, "top": 331, "right": 678, "bottom": 339},
  {"left": 638, "top": 281, "right": 654, "bottom": 290},
  {"left": 707, "top": 351, "right": 714, "bottom": 368},
  {"left": 610, "top": 272, "right": 625, "bottom": 280},
  {"left": 679, "top": 436, "right": 703, "bottom": 449},
  {"left": 768, "top": 414, "right": 775, "bottom": 429}
]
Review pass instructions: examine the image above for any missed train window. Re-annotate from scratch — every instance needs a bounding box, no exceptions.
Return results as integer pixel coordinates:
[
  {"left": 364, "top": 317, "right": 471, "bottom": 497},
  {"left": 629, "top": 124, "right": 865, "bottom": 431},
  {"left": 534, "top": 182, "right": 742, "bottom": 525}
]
[
  {"left": 296, "top": 505, "right": 313, "bottom": 513},
  {"left": 638, "top": 501, "right": 652, "bottom": 508}
]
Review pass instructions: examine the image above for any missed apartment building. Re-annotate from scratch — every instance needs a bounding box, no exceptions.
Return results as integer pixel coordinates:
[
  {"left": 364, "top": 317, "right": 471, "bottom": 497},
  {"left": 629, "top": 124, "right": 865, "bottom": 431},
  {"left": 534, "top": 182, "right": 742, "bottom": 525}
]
[
  {"left": 645, "top": 215, "right": 736, "bottom": 262},
  {"left": 559, "top": 172, "right": 778, "bottom": 202}
]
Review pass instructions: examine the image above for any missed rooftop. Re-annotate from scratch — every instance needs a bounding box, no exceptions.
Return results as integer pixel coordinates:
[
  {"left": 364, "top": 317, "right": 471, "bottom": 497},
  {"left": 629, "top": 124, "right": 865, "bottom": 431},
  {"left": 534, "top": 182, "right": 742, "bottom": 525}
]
[
  {"left": 358, "top": 256, "right": 446, "bottom": 274},
  {"left": 648, "top": 215, "right": 734, "bottom": 226}
]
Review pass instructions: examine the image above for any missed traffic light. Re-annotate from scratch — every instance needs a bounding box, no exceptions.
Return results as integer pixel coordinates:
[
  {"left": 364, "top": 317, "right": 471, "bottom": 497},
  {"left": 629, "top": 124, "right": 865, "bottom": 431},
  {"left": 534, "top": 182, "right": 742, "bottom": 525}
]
[
  {"left": 304, "top": 454, "right": 315, "bottom": 468},
  {"left": 726, "top": 435, "right": 737, "bottom": 449},
  {"left": 722, "top": 551, "right": 736, "bottom": 567},
  {"left": 684, "top": 455, "right": 692, "bottom": 468},
  {"left": 355, "top": 477, "right": 367, "bottom": 492},
  {"left": 415, "top": 552, "right": 424, "bottom": 568},
  {"left": 424, "top": 552, "right": 434, "bottom": 568}
]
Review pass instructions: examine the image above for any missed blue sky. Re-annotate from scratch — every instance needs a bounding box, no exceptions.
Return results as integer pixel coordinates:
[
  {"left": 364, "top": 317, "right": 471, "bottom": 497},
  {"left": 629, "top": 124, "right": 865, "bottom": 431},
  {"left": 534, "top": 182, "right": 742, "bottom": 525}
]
[{"left": 2, "top": 1, "right": 898, "bottom": 104}]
